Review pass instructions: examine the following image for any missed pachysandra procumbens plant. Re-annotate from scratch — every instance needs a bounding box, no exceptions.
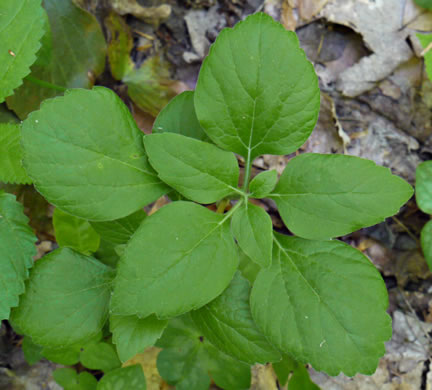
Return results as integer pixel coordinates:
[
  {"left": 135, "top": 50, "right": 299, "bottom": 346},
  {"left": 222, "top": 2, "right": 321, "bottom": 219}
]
[{"left": 6, "top": 12, "right": 413, "bottom": 385}]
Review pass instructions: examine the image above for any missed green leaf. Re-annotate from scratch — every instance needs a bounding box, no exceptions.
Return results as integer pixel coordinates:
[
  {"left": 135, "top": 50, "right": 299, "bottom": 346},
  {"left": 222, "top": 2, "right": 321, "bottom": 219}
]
[
  {"left": 123, "top": 55, "right": 176, "bottom": 117},
  {"left": 191, "top": 272, "right": 281, "bottom": 364},
  {"left": 80, "top": 341, "right": 121, "bottom": 372},
  {"left": 110, "top": 314, "right": 167, "bottom": 362},
  {"left": 0, "top": 191, "right": 36, "bottom": 320},
  {"left": 157, "top": 317, "right": 250, "bottom": 390},
  {"left": 144, "top": 133, "right": 241, "bottom": 203},
  {"left": 415, "top": 0, "right": 432, "bottom": 9},
  {"left": 21, "top": 87, "right": 168, "bottom": 221},
  {"left": 249, "top": 170, "right": 278, "bottom": 198},
  {"left": 0, "top": 104, "right": 19, "bottom": 123},
  {"left": 22, "top": 336, "right": 43, "bottom": 365},
  {"left": 6, "top": 0, "right": 106, "bottom": 119},
  {"left": 97, "top": 365, "right": 146, "bottom": 390},
  {"left": 271, "top": 153, "right": 413, "bottom": 240},
  {"left": 421, "top": 220, "right": 432, "bottom": 270},
  {"left": 91, "top": 210, "right": 146, "bottom": 246},
  {"left": 194, "top": 12, "right": 319, "bottom": 159},
  {"left": 0, "top": 0, "right": 45, "bottom": 102},
  {"left": 250, "top": 233, "right": 391, "bottom": 376},
  {"left": 11, "top": 248, "right": 114, "bottom": 348},
  {"left": 111, "top": 201, "right": 239, "bottom": 319},
  {"left": 417, "top": 34, "right": 432, "bottom": 81},
  {"left": 0, "top": 123, "right": 31, "bottom": 184},
  {"left": 231, "top": 202, "right": 272, "bottom": 268},
  {"left": 238, "top": 249, "right": 261, "bottom": 284},
  {"left": 53, "top": 208, "right": 100, "bottom": 255},
  {"left": 416, "top": 160, "right": 432, "bottom": 214},
  {"left": 153, "top": 91, "right": 210, "bottom": 142},
  {"left": 272, "top": 355, "right": 296, "bottom": 386},
  {"left": 94, "top": 239, "right": 121, "bottom": 268},
  {"left": 105, "top": 12, "right": 134, "bottom": 80},
  {"left": 53, "top": 368, "right": 97, "bottom": 390},
  {"left": 272, "top": 355, "right": 319, "bottom": 389}
]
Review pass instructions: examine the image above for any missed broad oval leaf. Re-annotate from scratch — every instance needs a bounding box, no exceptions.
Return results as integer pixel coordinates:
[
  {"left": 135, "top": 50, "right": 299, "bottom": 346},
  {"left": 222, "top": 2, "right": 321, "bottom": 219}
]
[
  {"left": 21, "top": 87, "right": 168, "bottom": 221},
  {"left": 0, "top": 0, "right": 45, "bottom": 102},
  {"left": 271, "top": 153, "right": 413, "bottom": 240},
  {"left": 144, "top": 133, "right": 241, "bottom": 203},
  {"left": 191, "top": 272, "right": 281, "bottom": 364},
  {"left": 153, "top": 91, "right": 210, "bottom": 142},
  {"left": 416, "top": 160, "right": 432, "bottom": 214},
  {"left": 0, "top": 123, "right": 31, "bottom": 184},
  {"left": 97, "top": 365, "right": 146, "bottom": 390},
  {"left": 0, "top": 192, "right": 36, "bottom": 320},
  {"left": 231, "top": 202, "right": 272, "bottom": 268},
  {"left": 80, "top": 342, "right": 121, "bottom": 372},
  {"left": 250, "top": 233, "right": 391, "bottom": 376},
  {"left": 11, "top": 247, "right": 114, "bottom": 347},
  {"left": 110, "top": 314, "right": 168, "bottom": 362},
  {"left": 421, "top": 219, "right": 432, "bottom": 270},
  {"left": 249, "top": 170, "right": 278, "bottom": 199},
  {"left": 111, "top": 201, "right": 239, "bottom": 319},
  {"left": 53, "top": 208, "right": 100, "bottom": 255},
  {"left": 6, "top": 0, "right": 106, "bottom": 118},
  {"left": 194, "top": 12, "right": 320, "bottom": 159}
]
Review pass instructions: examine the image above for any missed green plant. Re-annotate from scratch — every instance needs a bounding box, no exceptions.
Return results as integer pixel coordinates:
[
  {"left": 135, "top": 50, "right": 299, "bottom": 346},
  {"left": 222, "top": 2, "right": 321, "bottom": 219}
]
[{"left": 0, "top": 6, "right": 414, "bottom": 390}]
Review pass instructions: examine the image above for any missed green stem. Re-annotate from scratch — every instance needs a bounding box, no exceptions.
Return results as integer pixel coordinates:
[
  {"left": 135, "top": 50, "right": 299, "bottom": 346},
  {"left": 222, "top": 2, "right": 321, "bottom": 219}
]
[
  {"left": 242, "top": 150, "right": 253, "bottom": 193},
  {"left": 221, "top": 198, "right": 244, "bottom": 221},
  {"left": 25, "top": 75, "right": 67, "bottom": 92}
]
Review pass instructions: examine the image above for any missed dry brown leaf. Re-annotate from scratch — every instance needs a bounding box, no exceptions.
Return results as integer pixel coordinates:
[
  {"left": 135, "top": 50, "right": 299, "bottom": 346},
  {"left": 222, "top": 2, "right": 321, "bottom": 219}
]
[{"left": 299, "top": 0, "right": 329, "bottom": 21}]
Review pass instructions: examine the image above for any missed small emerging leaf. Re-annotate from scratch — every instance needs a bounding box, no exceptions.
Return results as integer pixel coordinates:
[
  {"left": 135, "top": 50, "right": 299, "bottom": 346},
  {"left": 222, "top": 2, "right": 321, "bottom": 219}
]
[
  {"left": 111, "top": 201, "right": 239, "bottom": 319},
  {"left": 231, "top": 202, "right": 273, "bottom": 268},
  {"left": 250, "top": 234, "right": 391, "bottom": 376},
  {"left": 416, "top": 160, "right": 432, "bottom": 214},
  {"left": 0, "top": 192, "right": 36, "bottom": 320},
  {"left": 97, "top": 365, "right": 146, "bottom": 390},
  {"left": 153, "top": 91, "right": 210, "bottom": 142},
  {"left": 21, "top": 87, "right": 168, "bottom": 221},
  {"left": 110, "top": 314, "right": 168, "bottom": 362},
  {"left": 0, "top": 123, "right": 32, "bottom": 184},
  {"left": 271, "top": 153, "right": 413, "bottom": 240},
  {"left": 53, "top": 208, "right": 100, "bottom": 254},
  {"left": 195, "top": 13, "right": 320, "bottom": 159},
  {"left": 191, "top": 272, "right": 281, "bottom": 364},
  {"left": 144, "top": 133, "right": 240, "bottom": 203},
  {"left": 0, "top": 0, "right": 45, "bottom": 102},
  {"left": 11, "top": 248, "right": 114, "bottom": 347},
  {"left": 249, "top": 170, "right": 278, "bottom": 198}
]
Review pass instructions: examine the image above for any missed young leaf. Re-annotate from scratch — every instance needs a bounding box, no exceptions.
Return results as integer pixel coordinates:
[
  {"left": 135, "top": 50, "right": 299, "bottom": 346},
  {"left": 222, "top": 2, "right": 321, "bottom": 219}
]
[
  {"left": 238, "top": 249, "right": 261, "bottom": 284},
  {"left": 250, "top": 233, "right": 391, "bottom": 376},
  {"left": 110, "top": 314, "right": 168, "bottom": 362},
  {"left": 11, "top": 248, "right": 114, "bottom": 348},
  {"left": 271, "top": 153, "right": 413, "bottom": 240},
  {"left": 53, "top": 368, "right": 97, "bottom": 390},
  {"left": 53, "top": 208, "right": 100, "bottom": 255},
  {"left": 22, "top": 336, "right": 43, "bottom": 366},
  {"left": 144, "top": 133, "right": 241, "bottom": 203},
  {"left": 97, "top": 365, "right": 146, "bottom": 390},
  {"left": 80, "top": 342, "right": 121, "bottom": 372},
  {"left": 0, "top": 123, "right": 32, "bottom": 184},
  {"left": 249, "top": 170, "right": 278, "bottom": 198},
  {"left": 21, "top": 87, "right": 168, "bottom": 221},
  {"left": 0, "top": 192, "right": 36, "bottom": 320},
  {"left": 91, "top": 210, "right": 146, "bottom": 245},
  {"left": 6, "top": 0, "right": 106, "bottom": 119},
  {"left": 0, "top": 0, "right": 45, "bottom": 102},
  {"left": 153, "top": 91, "right": 210, "bottom": 142},
  {"left": 416, "top": 160, "right": 432, "bottom": 214},
  {"left": 157, "top": 317, "right": 251, "bottom": 390},
  {"left": 191, "top": 272, "right": 281, "bottom": 364},
  {"left": 111, "top": 201, "right": 239, "bottom": 319},
  {"left": 421, "top": 220, "right": 432, "bottom": 270},
  {"left": 194, "top": 12, "right": 319, "bottom": 159},
  {"left": 231, "top": 202, "right": 273, "bottom": 268}
]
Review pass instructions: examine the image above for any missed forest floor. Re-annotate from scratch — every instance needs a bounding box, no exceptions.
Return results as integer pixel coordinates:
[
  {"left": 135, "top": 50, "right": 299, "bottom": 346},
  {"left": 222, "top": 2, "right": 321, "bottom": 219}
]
[{"left": 2, "top": 0, "right": 432, "bottom": 389}]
